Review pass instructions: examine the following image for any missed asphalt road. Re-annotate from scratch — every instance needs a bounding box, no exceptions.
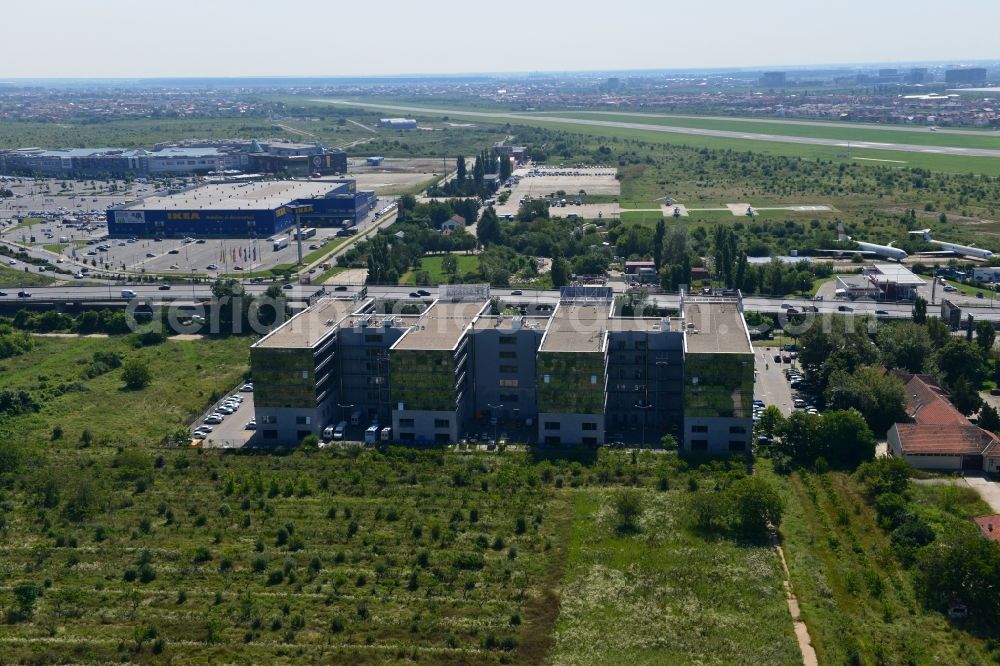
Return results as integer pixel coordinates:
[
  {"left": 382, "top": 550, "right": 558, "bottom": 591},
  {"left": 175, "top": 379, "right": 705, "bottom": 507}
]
[{"left": 318, "top": 100, "right": 1000, "bottom": 159}]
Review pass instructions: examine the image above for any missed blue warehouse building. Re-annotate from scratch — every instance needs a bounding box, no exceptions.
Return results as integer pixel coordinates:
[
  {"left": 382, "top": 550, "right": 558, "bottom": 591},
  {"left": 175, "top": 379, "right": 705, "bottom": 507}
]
[{"left": 107, "top": 179, "right": 377, "bottom": 238}]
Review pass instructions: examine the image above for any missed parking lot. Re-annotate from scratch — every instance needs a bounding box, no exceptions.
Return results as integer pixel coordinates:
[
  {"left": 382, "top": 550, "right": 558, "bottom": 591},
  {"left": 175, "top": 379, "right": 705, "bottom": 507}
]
[
  {"left": 494, "top": 165, "right": 620, "bottom": 218},
  {"left": 193, "top": 384, "right": 256, "bottom": 448},
  {"left": 347, "top": 158, "right": 445, "bottom": 196},
  {"left": 754, "top": 344, "right": 796, "bottom": 416}
]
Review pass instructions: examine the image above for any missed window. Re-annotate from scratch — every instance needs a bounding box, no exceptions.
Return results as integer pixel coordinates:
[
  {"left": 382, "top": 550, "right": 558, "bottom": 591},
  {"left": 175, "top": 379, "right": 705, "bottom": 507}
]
[
  {"left": 544, "top": 421, "right": 561, "bottom": 430},
  {"left": 499, "top": 379, "right": 519, "bottom": 388},
  {"left": 591, "top": 375, "right": 597, "bottom": 384},
  {"left": 543, "top": 374, "right": 551, "bottom": 383},
  {"left": 434, "top": 418, "right": 450, "bottom": 428},
  {"left": 729, "top": 425, "right": 747, "bottom": 434},
  {"left": 367, "top": 376, "right": 384, "bottom": 385},
  {"left": 262, "top": 429, "right": 278, "bottom": 439},
  {"left": 261, "top": 415, "right": 277, "bottom": 425},
  {"left": 635, "top": 340, "right": 647, "bottom": 350},
  {"left": 582, "top": 422, "right": 597, "bottom": 431},
  {"left": 691, "top": 425, "right": 708, "bottom": 433},
  {"left": 499, "top": 336, "right": 516, "bottom": 345},
  {"left": 499, "top": 351, "right": 517, "bottom": 359},
  {"left": 399, "top": 418, "right": 415, "bottom": 428},
  {"left": 690, "top": 439, "right": 708, "bottom": 451},
  {"left": 295, "top": 416, "right": 311, "bottom": 425},
  {"left": 364, "top": 334, "right": 383, "bottom": 343},
  {"left": 544, "top": 435, "right": 561, "bottom": 445},
  {"left": 302, "top": 370, "right": 309, "bottom": 379},
  {"left": 499, "top": 393, "right": 519, "bottom": 402},
  {"left": 499, "top": 365, "right": 517, "bottom": 373},
  {"left": 582, "top": 437, "right": 597, "bottom": 445},
  {"left": 729, "top": 441, "right": 747, "bottom": 452}
]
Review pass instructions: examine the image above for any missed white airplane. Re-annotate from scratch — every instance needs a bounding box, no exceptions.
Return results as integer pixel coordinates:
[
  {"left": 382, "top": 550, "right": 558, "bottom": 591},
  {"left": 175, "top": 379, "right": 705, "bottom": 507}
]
[
  {"left": 816, "top": 225, "right": 908, "bottom": 261},
  {"left": 908, "top": 229, "right": 994, "bottom": 260}
]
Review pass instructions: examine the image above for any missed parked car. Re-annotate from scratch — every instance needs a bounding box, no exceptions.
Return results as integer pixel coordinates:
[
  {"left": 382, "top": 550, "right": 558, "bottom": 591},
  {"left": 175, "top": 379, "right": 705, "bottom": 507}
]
[
  {"left": 245, "top": 419, "right": 257, "bottom": 430},
  {"left": 240, "top": 383, "right": 254, "bottom": 392}
]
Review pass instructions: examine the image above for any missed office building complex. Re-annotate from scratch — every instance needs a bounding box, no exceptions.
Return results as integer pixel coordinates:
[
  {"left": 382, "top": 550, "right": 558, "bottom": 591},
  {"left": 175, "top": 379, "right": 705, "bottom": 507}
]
[
  {"left": 945, "top": 68, "right": 988, "bottom": 86},
  {"left": 106, "top": 179, "right": 376, "bottom": 237},
  {"left": 250, "top": 287, "right": 754, "bottom": 453},
  {"left": 0, "top": 140, "right": 348, "bottom": 178}
]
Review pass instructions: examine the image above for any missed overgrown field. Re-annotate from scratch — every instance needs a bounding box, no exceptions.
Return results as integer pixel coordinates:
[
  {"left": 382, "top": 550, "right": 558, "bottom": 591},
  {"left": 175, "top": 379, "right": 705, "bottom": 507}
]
[
  {"left": 549, "top": 487, "right": 799, "bottom": 665},
  {"left": 0, "top": 335, "right": 249, "bottom": 444},
  {"left": 764, "top": 465, "right": 998, "bottom": 665}
]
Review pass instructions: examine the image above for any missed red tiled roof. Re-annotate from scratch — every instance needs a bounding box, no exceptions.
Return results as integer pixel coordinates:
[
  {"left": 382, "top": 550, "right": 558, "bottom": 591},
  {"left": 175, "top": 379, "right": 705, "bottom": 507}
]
[
  {"left": 902, "top": 374, "right": 968, "bottom": 426},
  {"left": 974, "top": 515, "right": 1000, "bottom": 543},
  {"left": 894, "top": 423, "right": 999, "bottom": 456}
]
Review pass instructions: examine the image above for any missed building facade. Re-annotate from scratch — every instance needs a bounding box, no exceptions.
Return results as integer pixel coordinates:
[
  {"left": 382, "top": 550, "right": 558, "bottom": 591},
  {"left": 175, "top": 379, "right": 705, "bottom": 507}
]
[{"left": 250, "top": 288, "right": 752, "bottom": 452}]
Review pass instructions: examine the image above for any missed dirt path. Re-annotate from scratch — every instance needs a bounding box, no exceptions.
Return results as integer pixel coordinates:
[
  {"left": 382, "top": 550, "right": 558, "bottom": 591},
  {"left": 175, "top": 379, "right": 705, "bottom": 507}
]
[{"left": 771, "top": 531, "right": 819, "bottom": 666}]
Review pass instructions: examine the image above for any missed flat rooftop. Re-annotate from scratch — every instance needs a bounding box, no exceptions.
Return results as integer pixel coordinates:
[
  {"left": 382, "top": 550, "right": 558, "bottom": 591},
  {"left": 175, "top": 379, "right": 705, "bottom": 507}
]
[
  {"left": 125, "top": 180, "right": 345, "bottom": 212},
  {"left": 393, "top": 300, "right": 488, "bottom": 351},
  {"left": 540, "top": 303, "right": 610, "bottom": 353},
  {"left": 254, "top": 298, "right": 359, "bottom": 349},
  {"left": 682, "top": 300, "right": 752, "bottom": 354},
  {"left": 866, "top": 264, "right": 925, "bottom": 287}
]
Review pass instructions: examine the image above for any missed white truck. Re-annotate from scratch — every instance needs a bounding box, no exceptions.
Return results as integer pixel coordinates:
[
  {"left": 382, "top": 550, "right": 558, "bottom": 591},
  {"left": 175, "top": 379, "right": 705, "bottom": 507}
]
[{"left": 272, "top": 237, "right": 289, "bottom": 251}]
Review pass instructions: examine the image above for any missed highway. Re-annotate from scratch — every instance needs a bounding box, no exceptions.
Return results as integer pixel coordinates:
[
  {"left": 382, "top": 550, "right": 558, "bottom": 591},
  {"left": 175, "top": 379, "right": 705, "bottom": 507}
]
[{"left": 316, "top": 100, "right": 1000, "bottom": 159}]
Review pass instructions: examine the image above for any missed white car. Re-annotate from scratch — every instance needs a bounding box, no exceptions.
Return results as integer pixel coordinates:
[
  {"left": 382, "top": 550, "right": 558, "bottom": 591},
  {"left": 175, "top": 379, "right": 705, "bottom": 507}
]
[
  {"left": 205, "top": 414, "right": 224, "bottom": 425},
  {"left": 245, "top": 420, "right": 257, "bottom": 430},
  {"left": 218, "top": 406, "right": 234, "bottom": 415},
  {"left": 240, "top": 384, "right": 254, "bottom": 392}
]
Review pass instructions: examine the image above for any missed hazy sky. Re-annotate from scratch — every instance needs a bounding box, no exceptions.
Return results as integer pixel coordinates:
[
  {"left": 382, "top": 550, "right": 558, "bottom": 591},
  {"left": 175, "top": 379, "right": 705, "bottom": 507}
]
[{"left": 2, "top": 0, "right": 998, "bottom": 78}]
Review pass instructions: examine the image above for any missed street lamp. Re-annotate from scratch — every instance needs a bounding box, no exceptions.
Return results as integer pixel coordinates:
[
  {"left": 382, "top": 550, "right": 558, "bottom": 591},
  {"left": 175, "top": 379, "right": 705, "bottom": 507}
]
[
  {"left": 487, "top": 402, "right": 503, "bottom": 445},
  {"left": 337, "top": 402, "right": 354, "bottom": 425}
]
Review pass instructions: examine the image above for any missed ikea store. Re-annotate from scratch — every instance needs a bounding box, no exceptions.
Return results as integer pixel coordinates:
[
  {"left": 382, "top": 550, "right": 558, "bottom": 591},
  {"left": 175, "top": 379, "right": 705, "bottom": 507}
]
[{"left": 106, "top": 180, "right": 377, "bottom": 238}]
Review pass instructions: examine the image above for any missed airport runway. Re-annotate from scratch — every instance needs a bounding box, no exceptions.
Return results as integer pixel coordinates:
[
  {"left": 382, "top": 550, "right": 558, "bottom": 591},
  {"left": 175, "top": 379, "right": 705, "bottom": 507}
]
[{"left": 317, "top": 100, "right": 1000, "bottom": 159}]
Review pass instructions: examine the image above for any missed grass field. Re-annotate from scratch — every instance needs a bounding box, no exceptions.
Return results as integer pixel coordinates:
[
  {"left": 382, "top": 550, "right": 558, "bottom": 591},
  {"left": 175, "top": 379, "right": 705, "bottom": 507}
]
[
  {"left": 543, "top": 111, "right": 1000, "bottom": 152},
  {"left": 0, "top": 335, "right": 248, "bottom": 445},
  {"left": 401, "top": 254, "right": 480, "bottom": 285},
  {"left": 0, "top": 264, "right": 58, "bottom": 288},
  {"left": 762, "top": 464, "right": 996, "bottom": 665},
  {"left": 549, "top": 486, "right": 800, "bottom": 665},
  {"left": 322, "top": 100, "right": 1000, "bottom": 177}
]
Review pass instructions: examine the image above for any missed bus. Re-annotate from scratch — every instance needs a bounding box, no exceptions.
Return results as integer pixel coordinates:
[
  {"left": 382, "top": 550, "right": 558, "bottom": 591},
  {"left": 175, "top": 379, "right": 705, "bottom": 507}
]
[
  {"left": 364, "top": 425, "right": 380, "bottom": 444},
  {"left": 272, "top": 237, "right": 289, "bottom": 251},
  {"left": 294, "top": 227, "right": 316, "bottom": 240}
]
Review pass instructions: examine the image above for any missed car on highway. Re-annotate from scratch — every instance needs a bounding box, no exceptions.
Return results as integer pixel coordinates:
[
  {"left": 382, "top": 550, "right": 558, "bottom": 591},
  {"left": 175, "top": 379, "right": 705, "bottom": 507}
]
[
  {"left": 837, "top": 305, "right": 853, "bottom": 312},
  {"left": 282, "top": 283, "right": 293, "bottom": 290},
  {"left": 0, "top": 291, "right": 6, "bottom": 296},
  {"left": 510, "top": 290, "right": 523, "bottom": 296},
  {"left": 7, "top": 259, "right": 16, "bottom": 265},
  {"left": 158, "top": 284, "right": 171, "bottom": 290},
  {"left": 333, "top": 285, "right": 348, "bottom": 291},
  {"left": 17, "top": 290, "right": 31, "bottom": 298},
  {"left": 409, "top": 291, "right": 421, "bottom": 298},
  {"left": 168, "top": 249, "right": 179, "bottom": 254},
  {"left": 875, "top": 309, "right": 889, "bottom": 315},
  {"left": 145, "top": 252, "right": 156, "bottom": 258},
  {"left": 308, "top": 268, "right": 317, "bottom": 274},
  {"left": 206, "top": 264, "right": 219, "bottom": 270},
  {"left": 417, "top": 289, "right": 431, "bottom": 297}
]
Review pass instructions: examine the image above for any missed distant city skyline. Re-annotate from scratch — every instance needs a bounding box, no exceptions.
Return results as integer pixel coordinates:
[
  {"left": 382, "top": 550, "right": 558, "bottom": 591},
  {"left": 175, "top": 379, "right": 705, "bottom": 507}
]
[{"left": 2, "top": 0, "right": 999, "bottom": 79}]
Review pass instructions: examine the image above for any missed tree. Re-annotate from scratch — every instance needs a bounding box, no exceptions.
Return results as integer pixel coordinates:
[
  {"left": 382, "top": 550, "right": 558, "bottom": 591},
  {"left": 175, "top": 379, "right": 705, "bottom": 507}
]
[
  {"left": 755, "top": 405, "right": 786, "bottom": 440},
  {"left": 925, "top": 316, "right": 951, "bottom": 347},
  {"left": 455, "top": 155, "right": 467, "bottom": 183},
  {"left": 777, "top": 410, "right": 823, "bottom": 466},
  {"left": 854, "top": 457, "right": 910, "bottom": 498},
  {"left": 978, "top": 403, "right": 1000, "bottom": 433},
  {"left": 976, "top": 320, "right": 996, "bottom": 353},
  {"left": 824, "top": 366, "right": 905, "bottom": 436},
  {"left": 915, "top": 534, "right": 1000, "bottom": 618},
  {"left": 122, "top": 358, "right": 151, "bottom": 390},
  {"left": 817, "top": 409, "right": 876, "bottom": 469},
  {"left": 912, "top": 296, "right": 927, "bottom": 324},
  {"left": 300, "top": 434, "right": 320, "bottom": 448},
  {"left": 878, "top": 322, "right": 932, "bottom": 373},
  {"left": 935, "top": 338, "right": 986, "bottom": 387},
  {"left": 550, "top": 251, "right": 570, "bottom": 289},
  {"left": 441, "top": 253, "right": 458, "bottom": 275},
  {"left": 614, "top": 490, "right": 643, "bottom": 533},
  {"left": 728, "top": 476, "right": 784, "bottom": 537},
  {"left": 477, "top": 208, "right": 501, "bottom": 247},
  {"left": 652, "top": 219, "right": 665, "bottom": 270},
  {"left": 949, "top": 376, "right": 982, "bottom": 416}
]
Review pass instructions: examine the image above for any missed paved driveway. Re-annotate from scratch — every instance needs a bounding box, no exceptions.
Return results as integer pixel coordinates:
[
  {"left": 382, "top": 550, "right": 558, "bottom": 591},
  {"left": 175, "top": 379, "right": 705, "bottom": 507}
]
[
  {"left": 754, "top": 346, "right": 794, "bottom": 415},
  {"left": 964, "top": 474, "right": 1000, "bottom": 513}
]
